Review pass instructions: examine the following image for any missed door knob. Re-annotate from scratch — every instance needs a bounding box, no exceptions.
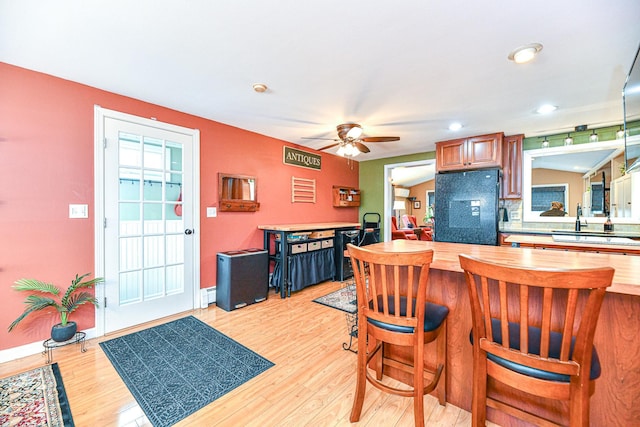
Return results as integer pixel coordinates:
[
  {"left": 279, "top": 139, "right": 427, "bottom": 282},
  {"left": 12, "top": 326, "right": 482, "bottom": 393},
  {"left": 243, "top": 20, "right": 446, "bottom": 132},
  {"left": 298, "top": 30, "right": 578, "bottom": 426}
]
[{"left": 184, "top": 229, "right": 194, "bottom": 235}]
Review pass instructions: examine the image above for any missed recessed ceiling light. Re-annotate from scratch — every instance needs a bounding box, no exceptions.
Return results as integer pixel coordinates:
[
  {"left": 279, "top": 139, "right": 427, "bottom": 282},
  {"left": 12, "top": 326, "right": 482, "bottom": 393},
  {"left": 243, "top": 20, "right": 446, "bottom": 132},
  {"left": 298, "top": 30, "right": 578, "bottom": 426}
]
[
  {"left": 536, "top": 104, "right": 557, "bottom": 114},
  {"left": 508, "top": 43, "right": 543, "bottom": 64},
  {"left": 448, "top": 122, "right": 463, "bottom": 131},
  {"left": 252, "top": 83, "right": 268, "bottom": 93}
]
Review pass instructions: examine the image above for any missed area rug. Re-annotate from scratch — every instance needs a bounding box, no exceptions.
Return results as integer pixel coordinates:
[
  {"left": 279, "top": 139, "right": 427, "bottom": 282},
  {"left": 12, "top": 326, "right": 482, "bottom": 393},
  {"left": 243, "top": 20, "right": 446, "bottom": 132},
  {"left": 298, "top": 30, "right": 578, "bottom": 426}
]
[
  {"left": 99, "top": 315, "right": 274, "bottom": 427},
  {"left": 313, "top": 284, "right": 357, "bottom": 314},
  {"left": 0, "top": 363, "right": 74, "bottom": 426}
]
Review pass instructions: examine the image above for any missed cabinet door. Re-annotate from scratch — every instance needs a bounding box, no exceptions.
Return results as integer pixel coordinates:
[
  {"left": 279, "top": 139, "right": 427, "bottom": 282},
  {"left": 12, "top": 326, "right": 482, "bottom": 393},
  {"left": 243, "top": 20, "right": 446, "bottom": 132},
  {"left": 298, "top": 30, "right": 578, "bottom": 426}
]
[
  {"left": 501, "top": 134, "right": 523, "bottom": 199},
  {"left": 435, "top": 138, "right": 466, "bottom": 171},
  {"left": 466, "top": 133, "right": 503, "bottom": 169},
  {"left": 622, "top": 174, "right": 632, "bottom": 217}
]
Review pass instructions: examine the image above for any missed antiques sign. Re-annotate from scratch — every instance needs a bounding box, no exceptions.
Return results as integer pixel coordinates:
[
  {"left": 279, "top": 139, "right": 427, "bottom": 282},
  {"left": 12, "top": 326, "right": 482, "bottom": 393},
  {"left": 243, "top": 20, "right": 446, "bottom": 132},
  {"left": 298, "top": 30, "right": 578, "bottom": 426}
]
[{"left": 283, "top": 146, "right": 321, "bottom": 170}]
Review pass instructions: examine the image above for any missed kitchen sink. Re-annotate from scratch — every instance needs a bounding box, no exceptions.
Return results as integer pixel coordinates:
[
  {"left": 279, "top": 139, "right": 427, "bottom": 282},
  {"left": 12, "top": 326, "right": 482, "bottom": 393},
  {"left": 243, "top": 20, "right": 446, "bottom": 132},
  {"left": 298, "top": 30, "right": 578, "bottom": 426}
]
[{"left": 552, "top": 234, "right": 640, "bottom": 246}]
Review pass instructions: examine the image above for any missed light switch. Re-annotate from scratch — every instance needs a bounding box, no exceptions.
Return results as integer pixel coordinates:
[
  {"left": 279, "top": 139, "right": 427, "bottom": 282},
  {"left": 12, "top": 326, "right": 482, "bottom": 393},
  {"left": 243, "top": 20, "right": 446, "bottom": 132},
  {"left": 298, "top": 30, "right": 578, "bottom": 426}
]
[
  {"left": 206, "top": 207, "right": 217, "bottom": 217},
  {"left": 69, "top": 204, "right": 88, "bottom": 218}
]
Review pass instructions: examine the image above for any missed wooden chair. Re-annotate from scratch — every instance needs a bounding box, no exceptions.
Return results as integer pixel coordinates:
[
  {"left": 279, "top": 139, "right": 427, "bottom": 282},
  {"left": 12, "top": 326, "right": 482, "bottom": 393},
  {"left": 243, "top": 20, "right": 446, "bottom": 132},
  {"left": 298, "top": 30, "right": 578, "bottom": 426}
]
[
  {"left": 348, "top": 243, "right": 448, "bottom": 427},
  {"left": 458, "top": 254, "right": 614, "bottom": 427}
]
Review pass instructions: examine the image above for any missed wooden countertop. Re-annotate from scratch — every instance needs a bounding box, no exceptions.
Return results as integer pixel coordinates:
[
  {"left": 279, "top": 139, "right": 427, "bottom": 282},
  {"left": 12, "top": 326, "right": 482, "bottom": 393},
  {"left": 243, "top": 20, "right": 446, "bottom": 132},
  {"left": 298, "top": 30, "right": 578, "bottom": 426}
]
[
  {"left": 258, "top": 222, "right": 361, "bottom": 232},
  {"left": 504, "top": 234, "right": 640, "bottom": 254},
  {"left": 360, "top": 240, "right": 640, "bottom": 297}
]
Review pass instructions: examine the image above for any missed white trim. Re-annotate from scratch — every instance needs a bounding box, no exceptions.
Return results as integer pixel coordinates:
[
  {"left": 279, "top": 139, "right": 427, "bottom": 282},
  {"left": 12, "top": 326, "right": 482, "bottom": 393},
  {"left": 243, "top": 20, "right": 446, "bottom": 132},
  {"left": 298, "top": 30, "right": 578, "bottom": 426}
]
[
  {"left": 93, "top": 106, "right": 201, "bottom": 337},
  {"left": 0, "top": 328, "right": 97, "bottom": 363},
  {"left": 383, "top": 159, "right": 435, "bottom": 241}
]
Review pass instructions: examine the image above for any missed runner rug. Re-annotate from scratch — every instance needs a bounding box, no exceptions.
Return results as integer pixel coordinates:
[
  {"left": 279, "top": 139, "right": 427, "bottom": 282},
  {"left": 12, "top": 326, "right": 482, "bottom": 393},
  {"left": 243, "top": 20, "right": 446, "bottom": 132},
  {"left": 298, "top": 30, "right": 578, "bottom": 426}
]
[
  {"left": 0, "top": 363, "right": 74, "bottom": 426},
  {"left": 99, "top": 315, "right": 274, "bottom": 427},
  {"left": 312, "top": 283, "right": 357, "bottom": 314}
]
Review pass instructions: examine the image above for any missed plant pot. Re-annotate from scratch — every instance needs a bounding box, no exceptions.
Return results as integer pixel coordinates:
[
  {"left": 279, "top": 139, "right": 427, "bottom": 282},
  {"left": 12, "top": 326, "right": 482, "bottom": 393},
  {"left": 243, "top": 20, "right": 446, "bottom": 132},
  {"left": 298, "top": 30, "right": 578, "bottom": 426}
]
[{"left": 51, "top": 321, "right": 77, "bottom": 342}]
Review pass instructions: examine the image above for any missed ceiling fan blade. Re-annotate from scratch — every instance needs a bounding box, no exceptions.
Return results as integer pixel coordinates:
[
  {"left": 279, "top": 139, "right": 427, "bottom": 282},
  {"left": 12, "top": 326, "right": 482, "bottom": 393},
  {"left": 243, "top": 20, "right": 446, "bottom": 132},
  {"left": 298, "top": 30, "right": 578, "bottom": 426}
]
[
  {"left": 301, "top": 137, "right": 339, "bottom": 141},
  {"left": 354, "top": 141, "right": 370, "bottom": 153},
  {"left": 318, "top": 142, "right": 340, "bottom": 151},
  {"left": 361, "top": 136, "right": 400, "bottom": 143}
]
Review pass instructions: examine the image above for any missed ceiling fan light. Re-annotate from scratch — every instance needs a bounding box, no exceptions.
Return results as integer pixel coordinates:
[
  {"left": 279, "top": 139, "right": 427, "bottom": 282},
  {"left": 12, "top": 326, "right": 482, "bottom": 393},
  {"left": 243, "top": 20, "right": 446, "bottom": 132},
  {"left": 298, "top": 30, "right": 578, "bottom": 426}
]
[
  {"left": 336, "top": 145, "right": 346, "bottom": 156},
  {"left": 346, "top": 125, "right": 363, "bottom": 139}
]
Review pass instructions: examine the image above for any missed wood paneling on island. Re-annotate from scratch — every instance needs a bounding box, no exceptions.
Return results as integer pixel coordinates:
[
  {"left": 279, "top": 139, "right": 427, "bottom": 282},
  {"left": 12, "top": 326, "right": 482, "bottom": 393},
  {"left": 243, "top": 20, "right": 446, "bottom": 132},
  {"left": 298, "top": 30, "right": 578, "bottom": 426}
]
[{"left": 362, "top": 240, "right": 640, "bottom": 427}]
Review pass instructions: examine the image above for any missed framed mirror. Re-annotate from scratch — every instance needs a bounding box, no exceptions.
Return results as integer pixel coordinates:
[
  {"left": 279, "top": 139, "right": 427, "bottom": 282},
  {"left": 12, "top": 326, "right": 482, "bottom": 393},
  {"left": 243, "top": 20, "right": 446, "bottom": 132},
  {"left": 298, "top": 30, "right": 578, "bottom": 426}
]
[
  {"left": 218, "top": 173, "right": 259, "bottom": 212},
  {"left": 522, "top": 139, "right": 626, "bottom": 223}
]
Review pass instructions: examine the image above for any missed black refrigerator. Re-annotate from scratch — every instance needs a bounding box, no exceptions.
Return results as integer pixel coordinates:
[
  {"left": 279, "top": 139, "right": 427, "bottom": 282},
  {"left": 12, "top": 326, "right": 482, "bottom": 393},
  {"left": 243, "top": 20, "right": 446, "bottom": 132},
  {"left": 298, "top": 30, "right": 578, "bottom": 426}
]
[{"left": 434, "top": 168, "right": 500, "bottom": 246}]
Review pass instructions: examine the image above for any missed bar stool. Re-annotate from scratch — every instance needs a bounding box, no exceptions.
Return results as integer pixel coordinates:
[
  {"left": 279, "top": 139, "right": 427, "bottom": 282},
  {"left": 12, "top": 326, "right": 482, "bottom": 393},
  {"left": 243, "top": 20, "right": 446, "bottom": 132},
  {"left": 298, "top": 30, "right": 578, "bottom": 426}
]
[
  {"left": 348, "top": 243, "right": 448, "bottom": 427},
  {"left": 459, "top": 254, "right": 614, "bottom": 427}
]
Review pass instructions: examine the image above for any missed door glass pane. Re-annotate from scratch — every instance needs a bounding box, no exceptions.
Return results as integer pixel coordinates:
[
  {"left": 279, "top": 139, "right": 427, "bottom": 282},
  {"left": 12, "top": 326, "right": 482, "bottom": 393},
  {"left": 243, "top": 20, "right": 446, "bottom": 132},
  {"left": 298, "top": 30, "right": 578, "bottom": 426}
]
[
  {"left": 143, "top": 171, "right": 163, "bottom": 202},
  {"left": 166, "top": 234, "right": 184, "bottom": 264},
  {"left": 120, "top": 237, "right": 142, "bottom": 270},
  {"left": 144, "top": 235, "right": 164, "bottom": 268},
  {"left": 166, "top": 265, "right": 184, "bottom": 294},
  {"left": 144, "top": 267, "right": 164, "bottom": 299},
  {"left": 119, "top": 271, "right": 141, "bottom": 305},
  {"left": 119, "top": 134, "right": 141, "bottom": 167},
  {"left": 119, "top": 169, "right": 141, "bottom": 201}
]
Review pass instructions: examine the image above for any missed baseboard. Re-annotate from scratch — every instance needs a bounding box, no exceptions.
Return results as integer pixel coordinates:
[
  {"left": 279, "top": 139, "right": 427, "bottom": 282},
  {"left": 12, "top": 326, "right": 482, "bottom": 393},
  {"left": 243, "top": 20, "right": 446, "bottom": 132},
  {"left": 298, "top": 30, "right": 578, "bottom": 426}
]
[{"left": 0, "top": 327, "right": 97, "bottom": 364}]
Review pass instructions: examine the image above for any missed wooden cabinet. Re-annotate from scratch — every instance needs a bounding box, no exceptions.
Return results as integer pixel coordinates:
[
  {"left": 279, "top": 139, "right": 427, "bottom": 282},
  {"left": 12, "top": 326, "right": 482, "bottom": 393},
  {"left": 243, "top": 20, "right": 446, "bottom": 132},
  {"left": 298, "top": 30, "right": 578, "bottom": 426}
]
[
  {"left": 501, "top": 134, "right": 523, "bottom": 199},
  {"left": 333, "top": 186, "right": 361, "bottom": 207},
  {"left": 435, "top": 132, "right": 503, "bottom": 172},
  {"left": 611, "top": 173, "right": 640, "bottom": 219}
]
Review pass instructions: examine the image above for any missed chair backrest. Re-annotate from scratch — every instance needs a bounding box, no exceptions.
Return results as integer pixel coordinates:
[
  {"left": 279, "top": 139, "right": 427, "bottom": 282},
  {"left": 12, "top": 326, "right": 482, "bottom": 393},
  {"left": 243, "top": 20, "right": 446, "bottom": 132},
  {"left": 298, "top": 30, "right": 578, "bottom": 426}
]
[
  {"left": 459, "top": 254, "right": 614, "bottom": 378},
  {"left": 402, "top": 214, "right": 418, "bottom": 228},
  {"left": 391, "top": 216, "right": 399, "bottom": 231},
  {"left": 348, "top": 243, "right": 434, "bottom": 331}
]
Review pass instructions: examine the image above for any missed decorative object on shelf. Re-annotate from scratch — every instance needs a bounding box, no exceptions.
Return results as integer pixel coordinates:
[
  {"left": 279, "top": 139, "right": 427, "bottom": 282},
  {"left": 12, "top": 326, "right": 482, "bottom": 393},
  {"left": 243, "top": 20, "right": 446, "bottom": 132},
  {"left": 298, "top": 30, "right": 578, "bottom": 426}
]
[
  {"left": 413, "top": 200, "right": 421, "bottom": 209},
  {"left": 8, "top": 273, "right": 103, "bottom": 342},
  {"left": 333, "top": 186, "right": 361, "bottom": 207}
]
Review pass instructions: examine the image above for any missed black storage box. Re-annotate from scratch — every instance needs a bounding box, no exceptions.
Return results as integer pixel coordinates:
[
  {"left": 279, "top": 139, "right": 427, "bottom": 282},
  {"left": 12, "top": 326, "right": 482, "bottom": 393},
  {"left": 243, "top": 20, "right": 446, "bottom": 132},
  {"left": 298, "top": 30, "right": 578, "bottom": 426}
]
[{"left": 216, "top": 248, "right": 268, "bottom": 311}]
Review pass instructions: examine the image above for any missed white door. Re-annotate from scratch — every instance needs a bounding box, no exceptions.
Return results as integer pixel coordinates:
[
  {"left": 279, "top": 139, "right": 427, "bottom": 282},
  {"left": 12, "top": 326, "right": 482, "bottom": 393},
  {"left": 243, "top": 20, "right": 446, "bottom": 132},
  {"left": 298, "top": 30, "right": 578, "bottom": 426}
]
[{"left": 96, "top": 108, "right": 199, "bottom": 333}]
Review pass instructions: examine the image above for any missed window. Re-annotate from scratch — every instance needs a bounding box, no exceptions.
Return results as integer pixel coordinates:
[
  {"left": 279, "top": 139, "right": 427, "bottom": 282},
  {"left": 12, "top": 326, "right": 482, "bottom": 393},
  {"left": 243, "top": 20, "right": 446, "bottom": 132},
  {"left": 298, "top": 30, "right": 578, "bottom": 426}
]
[
  {"left": 590, "top": 182, "right": 604, "bottom": 214},
  {"left": 531, "top": 184, "right": 568, "bottom": 212}
]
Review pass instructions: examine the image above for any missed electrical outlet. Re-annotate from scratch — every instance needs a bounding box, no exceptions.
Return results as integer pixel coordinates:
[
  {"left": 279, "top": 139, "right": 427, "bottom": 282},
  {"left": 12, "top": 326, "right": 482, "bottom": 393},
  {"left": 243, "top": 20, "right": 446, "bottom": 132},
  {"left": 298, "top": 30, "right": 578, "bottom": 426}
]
[{"left": 206, "top": 207, "right": 217, "bottom": 217}]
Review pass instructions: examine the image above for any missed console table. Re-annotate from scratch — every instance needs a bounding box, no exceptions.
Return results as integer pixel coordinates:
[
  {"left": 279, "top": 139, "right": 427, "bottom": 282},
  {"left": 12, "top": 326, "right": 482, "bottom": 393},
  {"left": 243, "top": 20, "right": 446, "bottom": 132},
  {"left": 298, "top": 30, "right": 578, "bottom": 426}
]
[{"left": 258, "top": 222, "right": 361, "bottom": 298}]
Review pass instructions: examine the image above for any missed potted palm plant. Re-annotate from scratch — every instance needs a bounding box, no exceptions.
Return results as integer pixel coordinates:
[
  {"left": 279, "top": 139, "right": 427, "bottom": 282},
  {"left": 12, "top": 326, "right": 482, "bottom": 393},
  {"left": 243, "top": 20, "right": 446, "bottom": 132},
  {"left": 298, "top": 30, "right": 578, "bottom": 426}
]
[{"left": 8, "top": 273, "right": 103, "bottom": 342}]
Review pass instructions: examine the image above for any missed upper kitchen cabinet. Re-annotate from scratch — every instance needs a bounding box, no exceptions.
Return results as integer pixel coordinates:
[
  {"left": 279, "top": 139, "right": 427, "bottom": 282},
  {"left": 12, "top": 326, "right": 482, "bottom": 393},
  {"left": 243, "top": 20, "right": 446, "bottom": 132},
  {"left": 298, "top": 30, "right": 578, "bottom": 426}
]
[
  {"left": 501, "top": 134, "right": 523, "bottom": 199},
  {"left": 435, "top": 132, "right": 504, "bottom": 172}
]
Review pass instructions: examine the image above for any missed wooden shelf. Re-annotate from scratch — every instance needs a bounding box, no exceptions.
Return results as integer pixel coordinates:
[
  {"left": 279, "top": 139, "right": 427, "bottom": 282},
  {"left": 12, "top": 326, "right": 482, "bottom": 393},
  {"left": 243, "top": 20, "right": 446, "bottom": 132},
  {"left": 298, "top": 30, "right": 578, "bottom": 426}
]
[{"left": 332, "top": 186, "right": 361, "bottom": 207}]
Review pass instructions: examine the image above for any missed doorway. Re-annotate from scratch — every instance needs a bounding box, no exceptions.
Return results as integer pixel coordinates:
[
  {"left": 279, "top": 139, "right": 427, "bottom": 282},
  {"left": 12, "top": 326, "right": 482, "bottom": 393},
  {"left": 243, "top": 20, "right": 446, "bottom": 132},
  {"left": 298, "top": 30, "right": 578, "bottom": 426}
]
[
  {"left": 383, "top": 160, "right": 435, "bottom": 241},
  {"left": 94, "top": 107, "right": 200, "bottom": 335}
]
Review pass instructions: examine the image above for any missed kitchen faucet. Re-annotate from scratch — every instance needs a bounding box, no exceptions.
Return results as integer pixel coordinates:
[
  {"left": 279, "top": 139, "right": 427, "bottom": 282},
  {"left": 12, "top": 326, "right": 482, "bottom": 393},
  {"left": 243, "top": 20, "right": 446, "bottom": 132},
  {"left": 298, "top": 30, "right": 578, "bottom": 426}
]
[{"left": 575, "top": 203, "right": 588, "bottom": 231}]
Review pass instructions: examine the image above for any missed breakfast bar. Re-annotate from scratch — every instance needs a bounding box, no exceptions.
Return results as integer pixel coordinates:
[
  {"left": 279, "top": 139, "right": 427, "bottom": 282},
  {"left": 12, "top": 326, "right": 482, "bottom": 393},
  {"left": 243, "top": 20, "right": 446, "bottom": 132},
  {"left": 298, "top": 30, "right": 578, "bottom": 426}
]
[{"left": 364, "top": 239, "right": 640, "bottom": 426}]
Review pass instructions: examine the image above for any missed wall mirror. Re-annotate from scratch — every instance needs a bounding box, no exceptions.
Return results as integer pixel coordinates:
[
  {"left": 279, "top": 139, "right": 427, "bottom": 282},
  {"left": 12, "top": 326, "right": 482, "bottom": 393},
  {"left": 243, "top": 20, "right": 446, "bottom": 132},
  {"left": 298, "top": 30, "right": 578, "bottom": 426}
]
[
  {"left": 522, "top": 139, "right": 628, "bottom": 223},
  {"left": 218, "top": 173, "right": 259, "bottom": 212}
]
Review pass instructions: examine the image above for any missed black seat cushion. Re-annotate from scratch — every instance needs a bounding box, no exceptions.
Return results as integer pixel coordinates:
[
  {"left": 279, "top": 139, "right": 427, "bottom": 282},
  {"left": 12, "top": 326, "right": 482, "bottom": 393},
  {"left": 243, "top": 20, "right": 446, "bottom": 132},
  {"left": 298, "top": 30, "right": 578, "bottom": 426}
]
[
  {"left": 470, "top": 319, "right": 601, "bottom": 382},
  {"left": 367, "top": 295, "right": 448, "bottom": 333}
]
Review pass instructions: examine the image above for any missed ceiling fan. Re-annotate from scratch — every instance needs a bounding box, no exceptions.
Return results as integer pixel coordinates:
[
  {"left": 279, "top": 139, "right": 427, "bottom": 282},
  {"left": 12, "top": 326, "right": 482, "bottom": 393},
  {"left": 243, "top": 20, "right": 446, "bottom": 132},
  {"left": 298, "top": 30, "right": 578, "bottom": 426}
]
[{"left": 307, "top": 123, "right": 400, "bottom": 157}]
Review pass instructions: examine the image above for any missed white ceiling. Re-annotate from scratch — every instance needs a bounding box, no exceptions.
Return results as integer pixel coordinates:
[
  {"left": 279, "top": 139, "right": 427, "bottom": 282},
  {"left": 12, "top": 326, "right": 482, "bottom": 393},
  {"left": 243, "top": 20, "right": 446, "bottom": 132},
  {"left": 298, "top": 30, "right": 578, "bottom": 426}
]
[{"left": 1, "top": 1, "right": 639, "bottom": 161}]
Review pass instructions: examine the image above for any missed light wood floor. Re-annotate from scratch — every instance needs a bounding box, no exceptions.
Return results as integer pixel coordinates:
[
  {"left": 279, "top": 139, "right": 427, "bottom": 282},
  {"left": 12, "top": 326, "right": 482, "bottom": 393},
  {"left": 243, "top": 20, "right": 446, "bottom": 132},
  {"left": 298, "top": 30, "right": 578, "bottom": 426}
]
[{"left": 0, "top": 280, "right": 500, "bottom": 426}]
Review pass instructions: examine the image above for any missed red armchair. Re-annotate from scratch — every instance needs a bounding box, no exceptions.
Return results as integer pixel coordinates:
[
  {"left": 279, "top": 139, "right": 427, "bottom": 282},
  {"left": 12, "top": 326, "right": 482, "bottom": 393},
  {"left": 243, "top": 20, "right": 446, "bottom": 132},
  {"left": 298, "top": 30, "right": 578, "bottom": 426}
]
[
  {"left": 402, "top": 215, "right": 433, "bottom": 241},
  {"left": 391, "top": 216, "right": 418, "bottom": 240}
]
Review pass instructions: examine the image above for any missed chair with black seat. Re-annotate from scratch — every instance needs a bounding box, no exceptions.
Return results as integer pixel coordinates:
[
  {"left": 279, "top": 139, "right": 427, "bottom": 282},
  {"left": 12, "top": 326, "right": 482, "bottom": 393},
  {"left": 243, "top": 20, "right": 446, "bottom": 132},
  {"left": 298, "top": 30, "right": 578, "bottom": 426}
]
[
  {"left": 348, "top": 243, "right": 448, "bottom": 427},
  {"left": 458, "top": 254, "right": 614, "bottom": 427}
]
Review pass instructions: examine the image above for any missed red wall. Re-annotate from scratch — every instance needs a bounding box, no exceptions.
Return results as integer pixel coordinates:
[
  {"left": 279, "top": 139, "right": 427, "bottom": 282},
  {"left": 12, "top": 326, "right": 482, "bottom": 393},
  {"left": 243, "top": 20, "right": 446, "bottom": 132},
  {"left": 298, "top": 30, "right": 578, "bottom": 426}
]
[{"left": 0, "top": 63, "right": 359, "bottom": 350}]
